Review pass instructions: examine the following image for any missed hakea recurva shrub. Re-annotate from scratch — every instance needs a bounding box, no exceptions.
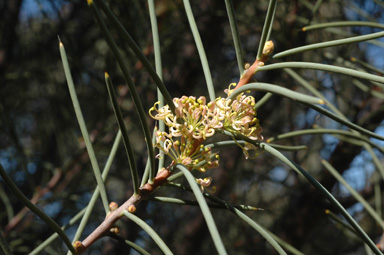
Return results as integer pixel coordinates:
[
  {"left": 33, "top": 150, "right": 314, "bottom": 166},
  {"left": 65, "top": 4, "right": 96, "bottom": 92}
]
[{"left": 149, "top": 86, "right": 263, "bottom": 191}]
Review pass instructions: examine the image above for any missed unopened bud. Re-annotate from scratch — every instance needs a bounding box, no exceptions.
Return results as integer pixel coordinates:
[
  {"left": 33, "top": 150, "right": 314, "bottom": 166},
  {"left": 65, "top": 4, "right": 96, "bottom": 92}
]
[
  {"left": 73, "top": 241, "right": 85, "bottom": 253},
  {"left": 110, "top": 227, "right": 120, "bottom": 234},
  {"left": 128, "top": 205, "right": 136, "bottom": 213},
  {"left": 109, "top": 202, "right": 118, "bottom": 211},
  {"left": 262, "top": 41, "right": 274, "bottom": 60}
]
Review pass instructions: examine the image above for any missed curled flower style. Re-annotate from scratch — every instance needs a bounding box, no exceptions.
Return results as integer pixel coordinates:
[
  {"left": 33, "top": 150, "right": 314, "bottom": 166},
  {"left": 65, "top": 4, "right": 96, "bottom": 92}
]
[
  {"left": 196, "top": 177, "right": 216, "bottom": 193},
  {"left": 217, "top": 91, "right": 263, "bottom": 141},
  {"left": 154, "top": 128, "right": 219, "bottom": 173},
  {"left": 150, "top": 96, "right": 222, "bottom": 140},
  {"left": 149, "top": 87, "right": 263, "bottom": 187}
]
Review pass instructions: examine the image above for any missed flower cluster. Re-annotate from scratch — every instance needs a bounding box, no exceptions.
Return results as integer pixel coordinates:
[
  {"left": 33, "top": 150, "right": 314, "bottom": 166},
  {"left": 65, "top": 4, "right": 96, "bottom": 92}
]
[
  {"left": 217, "top": 93, "right": 263, "bottom": 141},
  {"left": 149, "top": 90, "right": 263, "bottom": 190},
  {"left": 150, "top": 96, "right": 220, "bottom": 173}
]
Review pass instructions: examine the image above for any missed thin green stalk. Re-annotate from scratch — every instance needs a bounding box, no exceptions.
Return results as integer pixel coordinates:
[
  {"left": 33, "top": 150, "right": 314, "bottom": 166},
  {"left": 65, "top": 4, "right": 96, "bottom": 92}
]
[
  {"left": 167, "top": 171, "right": 184, "bottom": 182},
  {"left": 148, "top": 0, "right": 165, "bottom": 172},
  {"left": 88, "top": 1, "right": 156, "bottom": 183},
  {"left": 147, "top": 0, "right": 163, "bottom": 81},
  {"left": 351, "top": 57, "right": 384, "bottom": 76},
  {"left": 205, "top": 140, "right": 307, "bottom": 151},
  {"left": 31, "top": 208, "right": 86, "bottom": 255},
  {"left": 345, "top": 2, "right": 376, "bottom": 22},
  {"left": 141, "top": 129, "right": 157, "bottom": 187},
  {"left": 266, "top": 128, "right": 384, "bottom": 153},
  {"left": 366, "top": 245, "right": 375, "bottom": 255},
  {"left": 284, "top": 67, "right": 384, "bottom": 147},
  {"left": 59, "top": 38, "right": 109, "bottom": 214},
  {"left": 266, "top": 143, "right": 307, "bottom": 151},
  {"left": 109, "top": 234, "right": 151, "bottom": 255},
  {"left": 284, "top": 68, "right": 384, "bottom": 175},
  {"left": 299, "top": 0, "right": 314, "bottom": 11},
  {"left": 218, "top": 127, "right": 382, "bottom": 253},
  {"left": 258, "top": 143, "right": 383, "bottom": 255},
  {"left": 68, "top": 130, "right": 122, "bottom": 253},
  {"left": 257, "top": 62, "right": 384, "bottom": 85},
  {"left": 364, "top": 145, "right": 384, "bottom": 181},
  {"left": 224, "top": 0, "right": 244, "bottom": 75},
  {"left": 122, "top": 211, "right": 173, "bottom": 255},
  {"left": 184, "top": 185, "right": 288, "bottom": 255},
  {"left": 321, "top": 159, "right": 384, "bottom": 230},
  {"left": 105, "top": 73, "right": 139, "bottom": 194},
  {"left": 141, "top": 157, "right": 151, "bottom": 188},
  {"left": 284, "top": 68, "right": 344, "bottom": 117},
  {"left": 228, "top": 82, "right": 325, "bottom": 105},
  {"left": 256, "top": 0, "right": 277, "bottom": 60},
  {"left": 303, "top": 21, "right": 384, "bottom": 31},
  {"left": 93, "top": 0, "right": 174, "bottom": 112},
  {"left": 312, "top": 0, "right": 323, "bottom": 15},
  {"left": 233, "top": 209, "right": 288, "bottom": 255},
  {"left": 374, "top": 175, "right": 382, "bottom": 218},
  {"left": 301, "top": 102, "right": 384, "bottom": 141},
  {"left": 182, "top": 0, "right": 215, "bottom": 101},
  {"left": 150, "top": 196, "right": 262, "bottom": 211},
  {"left": 125, "top": 241, "right": 151, "bottom": 255},
  {"left": 0, "top": 163, "right": 76, "bottom": 254},
  {"left": 261, "top": 228, "right": 304, "bottom": 255},
  {"left": 175, "top": 164, "right": 228, "bottom": 255},
  {"left": 273, "top": 31, "right": 384, "bottom": 59},
  {"left": 325, "top": 209, "right": 358, "bottom": 237},
  {"left": 0, "top": 230, "right": 13, "bottom": 255},
  {"left": 353, "top": 79, "right": 384, "bottom": 100},
  {"left": 255, "top": 92, "right": 273, "bottom": 109},
  {"left": 319, "top": 28, "right": 384, "bottom": 48},
  {"left": 266, "top": 3, "right": 276, "bottom": 41}
]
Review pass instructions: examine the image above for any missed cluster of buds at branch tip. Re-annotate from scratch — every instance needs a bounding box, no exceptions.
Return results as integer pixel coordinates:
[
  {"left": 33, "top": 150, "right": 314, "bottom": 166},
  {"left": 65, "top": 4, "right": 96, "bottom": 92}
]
[
  {"left": 233, "top": 40, "right": 274, "bottom": 92},
  {"left": 147, "top": 41, "right": 272, "bottom": 191}
]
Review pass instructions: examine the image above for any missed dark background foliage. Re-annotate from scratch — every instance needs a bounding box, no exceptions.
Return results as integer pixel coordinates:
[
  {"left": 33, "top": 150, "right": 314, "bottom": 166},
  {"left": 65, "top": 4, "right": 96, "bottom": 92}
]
[{"left": 1, "top": 0, "right": 384, "bottom": 254}]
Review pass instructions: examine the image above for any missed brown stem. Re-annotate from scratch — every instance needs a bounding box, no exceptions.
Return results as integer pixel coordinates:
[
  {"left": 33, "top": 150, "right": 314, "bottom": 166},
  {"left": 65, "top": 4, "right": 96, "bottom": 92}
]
[
  {"left": 232, "top": 40, "right": 274, "bottom": 92},
  {"left": 75, "top": 165, "right": 174, "bottom": 254},
  {"left": 233, "top": 59, "right": 264, "bottom": 91}
]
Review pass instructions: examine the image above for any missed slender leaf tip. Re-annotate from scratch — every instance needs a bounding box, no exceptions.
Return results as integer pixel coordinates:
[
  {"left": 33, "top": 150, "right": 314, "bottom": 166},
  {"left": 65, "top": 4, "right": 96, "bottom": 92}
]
[
  {"left": 58, "top": 35, "right": 64, "bottom": 48},
  {"left": 301, "top": 27, "right": 307, "bottom": 32},
  {"left": 105, "top": 72, "right": 110, "bottom": 78},
  {"left": 87, "top": 0, "right": 93, "bottom": 6},
  {"left": 325, "top": 209, "right": 330, "bottom": 214},
  {"left": 350, "top": 57, "right": 356, "bottom": 61},
  {"left": 318, "top": 99, "right": 325, "bottom": 105}
]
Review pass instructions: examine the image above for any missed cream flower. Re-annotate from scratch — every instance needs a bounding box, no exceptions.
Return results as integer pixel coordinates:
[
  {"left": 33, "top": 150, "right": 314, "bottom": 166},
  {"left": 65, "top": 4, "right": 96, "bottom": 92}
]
[{"left": 149, "top": 88, "right": 263, "bottom": 185}]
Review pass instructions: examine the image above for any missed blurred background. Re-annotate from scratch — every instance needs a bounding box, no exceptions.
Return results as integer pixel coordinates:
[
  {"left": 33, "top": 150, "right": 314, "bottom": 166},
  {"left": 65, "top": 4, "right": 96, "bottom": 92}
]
[{"left": 1, "top": 0, "right": 384, "bottom": 254}]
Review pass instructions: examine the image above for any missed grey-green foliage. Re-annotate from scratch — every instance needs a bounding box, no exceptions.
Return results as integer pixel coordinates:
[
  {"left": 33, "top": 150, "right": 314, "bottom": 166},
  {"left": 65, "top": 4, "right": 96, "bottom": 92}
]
[{"left": 1, "top": 1, "right": 384, "bottom": 255}]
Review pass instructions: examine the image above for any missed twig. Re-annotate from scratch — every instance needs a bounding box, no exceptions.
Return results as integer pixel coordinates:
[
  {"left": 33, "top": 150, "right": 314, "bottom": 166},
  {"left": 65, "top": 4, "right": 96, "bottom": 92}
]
[
  {"left": 74, "top": 165, "right": 173, "bottom": 254},
  {"left": 232, "top": 41, "right": 274, "bottom": 92}
]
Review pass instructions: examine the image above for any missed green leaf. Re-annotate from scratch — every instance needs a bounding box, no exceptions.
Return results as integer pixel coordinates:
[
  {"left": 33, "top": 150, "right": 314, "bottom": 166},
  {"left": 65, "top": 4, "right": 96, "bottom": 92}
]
[{"left": 175, "top": 164, "right": 228, "bottom": 255}]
